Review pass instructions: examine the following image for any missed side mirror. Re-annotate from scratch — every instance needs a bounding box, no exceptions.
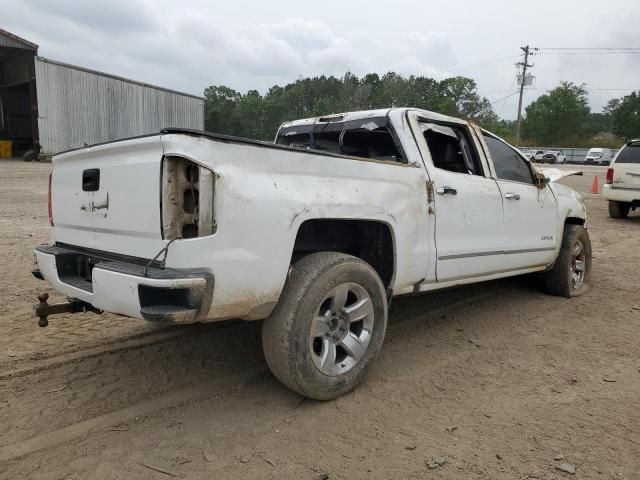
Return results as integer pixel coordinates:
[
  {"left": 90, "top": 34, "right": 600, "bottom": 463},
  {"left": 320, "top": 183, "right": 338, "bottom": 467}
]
[
  {"left": 531, "top": 168, "right": 549, "bottom": 189},
  {"left": 537, "top": 176, "right": 550, "bottom": 189}
]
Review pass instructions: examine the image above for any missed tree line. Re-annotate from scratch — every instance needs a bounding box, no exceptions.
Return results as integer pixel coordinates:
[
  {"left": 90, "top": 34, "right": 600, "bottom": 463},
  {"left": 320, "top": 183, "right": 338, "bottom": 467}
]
[
  {"left": 521, "top": 82, "right": 639, "bottom": 147},
  {"left": 203, "top": 72, "right": 639, "bottom": 147}
]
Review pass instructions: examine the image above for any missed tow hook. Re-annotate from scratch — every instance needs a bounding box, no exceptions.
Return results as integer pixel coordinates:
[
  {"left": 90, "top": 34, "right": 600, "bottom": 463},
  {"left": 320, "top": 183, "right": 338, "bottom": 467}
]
[{"left": 34, "top": 293, "right": 102, "bottom": 327}]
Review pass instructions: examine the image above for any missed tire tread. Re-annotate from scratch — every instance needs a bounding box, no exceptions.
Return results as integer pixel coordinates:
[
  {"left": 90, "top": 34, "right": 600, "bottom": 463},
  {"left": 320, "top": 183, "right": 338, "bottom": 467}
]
[
  {"left": 544, "top": 224, "right": 591, "bottom": 298},
  {"left": 262, "top": 252, "right": 387, "bottom": 399}
]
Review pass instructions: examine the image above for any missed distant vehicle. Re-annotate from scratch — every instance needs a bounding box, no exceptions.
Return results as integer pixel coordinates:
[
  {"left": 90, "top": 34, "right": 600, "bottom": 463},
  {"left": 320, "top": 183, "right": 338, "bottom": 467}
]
[
  {"left": 541, "top": 150, "right": 567, "bottom": 165},
  {"left": 532, "top": 150, "right": 545, "bottom": 162},
  {"left": 519, "top": 149, "right": 534, "bottom": 160},
  {"left": 603, "top": 139, "right": 640, "bottom": 218},
  {"left": 584, "top": 148, "right": 612, "bottom": 165}
]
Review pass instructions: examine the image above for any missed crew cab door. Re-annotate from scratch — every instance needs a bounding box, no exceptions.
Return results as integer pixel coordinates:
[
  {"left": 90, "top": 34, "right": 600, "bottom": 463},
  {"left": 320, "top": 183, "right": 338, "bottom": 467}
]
[
  {"left": 408, "top": 113, "right": 505, "bottom": 281},
  {"left": 478, "top": 131, "right": 557, "bottom": 269}
]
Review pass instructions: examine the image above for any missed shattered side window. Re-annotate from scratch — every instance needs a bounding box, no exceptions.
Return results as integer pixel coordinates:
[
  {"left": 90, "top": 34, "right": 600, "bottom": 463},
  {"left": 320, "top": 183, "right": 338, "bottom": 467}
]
[
  {"left": 276, "top": 117, "right": 405, "bottom": 162},
  {"left": 420, "top": 122, "right": 484, "bottom": 176},
  {"left": 276, "top": 125, "right": 314, "bottom": 150}
]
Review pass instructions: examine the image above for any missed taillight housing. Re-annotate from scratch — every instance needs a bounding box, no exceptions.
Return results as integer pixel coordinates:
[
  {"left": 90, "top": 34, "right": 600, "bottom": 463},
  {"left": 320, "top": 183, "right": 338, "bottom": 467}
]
[
  {"left": 605, "top": 168, "right": 614, "bottom": 185},
  {"left": 161, "top": 156, "right": 216, "bottom": 240},
  {"left": 48, "top": 172, "right": 53, "bottom": 226}
]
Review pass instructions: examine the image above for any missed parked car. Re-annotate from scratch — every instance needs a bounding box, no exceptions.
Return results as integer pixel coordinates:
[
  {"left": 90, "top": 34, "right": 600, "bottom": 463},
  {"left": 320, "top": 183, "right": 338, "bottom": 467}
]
[
  {"left": 603, "top": 139, "right": 640, "bottom": 218},
  {"left": 531, "top": 150, "right": 545, "bottom": 162},
  {"left": 32, "top": 108, "right": 591, "bottom": 400},
  {"left": 584, "top": 148, "right": 612, "bottom": 165},
  {"left": 519, "top": 149, "right": 534, "bottom": 161},
  {"left": 541, "top": 150, "right": 567, "bottom": 164}
]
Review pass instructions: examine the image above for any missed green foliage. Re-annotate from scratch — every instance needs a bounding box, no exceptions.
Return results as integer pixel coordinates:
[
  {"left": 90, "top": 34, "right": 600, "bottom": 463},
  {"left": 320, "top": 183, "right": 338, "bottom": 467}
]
[
  {"left": 522, "top": 82, "right": 590, "bottom": 144},
  {"left": 610, "top": 91, "right": 640, "bottom": 140},
  {"left": 519, "top": 135, "right": 625, "bottom": 149},
  {"left": 203, "top": 73, "right": 498, "bottom": 140},
  {"left": 482, "top": 118, "right": 516, "bottom": 139},
  {"left": 203, "top": 75, "right": 634, "bottom": 148}
]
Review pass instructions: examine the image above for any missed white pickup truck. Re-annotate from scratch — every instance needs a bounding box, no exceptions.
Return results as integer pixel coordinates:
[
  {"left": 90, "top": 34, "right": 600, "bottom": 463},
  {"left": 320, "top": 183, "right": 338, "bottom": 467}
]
[
  {"left": 33, "top": 108, "right": 591, "bottom": 400},
  {"left": 603, "top": 139, "right": 640, "bottom": 218}
]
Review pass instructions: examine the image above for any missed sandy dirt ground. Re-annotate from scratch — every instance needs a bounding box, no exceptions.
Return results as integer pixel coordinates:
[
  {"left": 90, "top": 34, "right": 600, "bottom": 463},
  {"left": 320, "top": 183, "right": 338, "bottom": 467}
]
[{"left": 0, "top": 160, "right": 639, "bottom": 479}]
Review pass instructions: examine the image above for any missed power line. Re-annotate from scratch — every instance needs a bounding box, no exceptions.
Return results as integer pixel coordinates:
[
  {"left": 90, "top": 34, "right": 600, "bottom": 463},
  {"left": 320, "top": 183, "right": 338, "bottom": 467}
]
[
  {"left": 538, "top": 47, "right": 640, "bottom": 51},
  {"left": 585, "top": 88, "right": 638, "bottom": 91},
  {"left": 537, "top": 47, "right": 640, "bottom": 56},
  {"left": 490, "top": 91, "right": 520, "bottom": 105},
  {"left": 538, "top": 51, "right": 640, "bottom": 55},
  {"left": 448, "top": 55, "right": 520, "bottom": 72},
  {"left": 534, "top": 86, "right": 637, "bottom": 92},
  {"left": 497, "top": 75, "right": 518, "bottom": 117}
]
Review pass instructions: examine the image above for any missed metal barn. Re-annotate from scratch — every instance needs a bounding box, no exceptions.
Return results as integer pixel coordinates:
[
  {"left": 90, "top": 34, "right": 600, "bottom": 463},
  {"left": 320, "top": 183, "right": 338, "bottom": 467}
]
[{"left": 0, "top": 29, "right": 204, "bottom": 160}]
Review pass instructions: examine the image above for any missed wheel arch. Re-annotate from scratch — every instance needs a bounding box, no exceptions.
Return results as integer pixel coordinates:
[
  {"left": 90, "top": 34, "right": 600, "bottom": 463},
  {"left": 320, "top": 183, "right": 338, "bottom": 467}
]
[
  {"left": 564, "top": 216, "right": 586, "bottom": 226},
  {"left": 290, "top": 218, "right": 397, "bottom": 290}
]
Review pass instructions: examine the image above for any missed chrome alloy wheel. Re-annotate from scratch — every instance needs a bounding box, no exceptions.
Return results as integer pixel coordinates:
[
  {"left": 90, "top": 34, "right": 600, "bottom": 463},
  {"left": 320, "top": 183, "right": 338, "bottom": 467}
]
[
  {"left": 309, "top": 282, "right": 374, "bottom": 376},
  {"left": 571, "top": 240, "right": 586, "bottom": 290}
]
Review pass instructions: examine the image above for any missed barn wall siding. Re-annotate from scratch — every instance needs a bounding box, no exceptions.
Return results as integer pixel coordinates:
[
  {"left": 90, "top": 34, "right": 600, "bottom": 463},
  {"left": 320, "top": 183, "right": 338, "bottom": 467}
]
[{"left": 35, "top": 57, "right": 204, "bottom": 154}]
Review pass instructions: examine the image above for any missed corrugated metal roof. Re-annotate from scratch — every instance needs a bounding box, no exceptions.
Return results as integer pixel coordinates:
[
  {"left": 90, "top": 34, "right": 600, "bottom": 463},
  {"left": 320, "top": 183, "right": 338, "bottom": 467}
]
[
  {"left": 35, "top": 57, "right": 204, "bottom": 154},
  {"left": 0, "top": 29, "right": 38, "bottom": 51},
  {"left": 36, "top": 56, "right": 203, "bottom": 100}
]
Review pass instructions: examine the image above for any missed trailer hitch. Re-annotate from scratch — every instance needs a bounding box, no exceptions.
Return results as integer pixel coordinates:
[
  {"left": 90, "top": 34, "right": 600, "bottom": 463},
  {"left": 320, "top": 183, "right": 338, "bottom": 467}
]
[{"left": 34, "top": 293, "right": 102, "bottom": 327}]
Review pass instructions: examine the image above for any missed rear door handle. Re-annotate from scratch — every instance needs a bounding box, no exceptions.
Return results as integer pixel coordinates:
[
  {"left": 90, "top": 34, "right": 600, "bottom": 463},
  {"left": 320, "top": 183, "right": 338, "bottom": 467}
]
[
  {"left": 436, "top": 186, "right": 457, "bottom": 195},
  {"left": 504, "top": 192, "right": 520, "bottom": 200}
]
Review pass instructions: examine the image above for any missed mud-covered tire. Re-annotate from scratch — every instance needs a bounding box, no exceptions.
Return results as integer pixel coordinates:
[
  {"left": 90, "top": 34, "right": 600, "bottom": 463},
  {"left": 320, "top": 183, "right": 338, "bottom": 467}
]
[
  {"left": 262, "top": 252, "right": 388, "bottom": 400},
  {"left": 544, "top": 225, "right": 592, "bottom": 298},
  {"left": 608, "top": 201, "right": 630, "bottom": 218}
]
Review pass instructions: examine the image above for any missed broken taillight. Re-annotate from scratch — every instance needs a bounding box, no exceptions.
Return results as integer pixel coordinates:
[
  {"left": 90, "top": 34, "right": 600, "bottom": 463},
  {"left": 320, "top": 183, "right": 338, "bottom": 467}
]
[
  {"left": 605, "top": 168, "right": 614, "bottom": 185},
  {"left": 48, "top": 172, "right": 53, "bottom": 226},
  {"left": 161, "top": 156, "right": 216, "bottom": 240}
]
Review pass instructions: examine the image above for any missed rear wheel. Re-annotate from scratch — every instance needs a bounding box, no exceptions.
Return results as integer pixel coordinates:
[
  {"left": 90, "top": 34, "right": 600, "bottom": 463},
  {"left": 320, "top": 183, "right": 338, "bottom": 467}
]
[
  {"left": 544, "top": 225, "right": 592, "bottom": 298},
  {"left": 608, "top": 201, "right": 630, "bottom": 218},
  {"left": 262, "top": 252, "right": 388, "bottom": 400}
]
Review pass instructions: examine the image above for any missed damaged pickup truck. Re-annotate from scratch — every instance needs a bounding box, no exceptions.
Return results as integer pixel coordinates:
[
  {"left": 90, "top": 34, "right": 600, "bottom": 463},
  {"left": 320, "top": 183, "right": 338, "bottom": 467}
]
[{"left": 33, "top": 108, "right": 591, "bottom": 400}]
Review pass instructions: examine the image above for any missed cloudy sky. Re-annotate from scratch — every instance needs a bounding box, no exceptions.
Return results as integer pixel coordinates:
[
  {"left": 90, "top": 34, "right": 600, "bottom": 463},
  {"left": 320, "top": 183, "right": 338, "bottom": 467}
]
[{"left": 3, "top": 0, "right": 639, "bottom": 119}]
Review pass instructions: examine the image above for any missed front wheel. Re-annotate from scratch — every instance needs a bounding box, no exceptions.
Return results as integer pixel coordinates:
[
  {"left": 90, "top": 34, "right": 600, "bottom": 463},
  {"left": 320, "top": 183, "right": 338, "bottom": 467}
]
[
  {"left": 262, "top": 252, "right": 388, "bottom": 400},
  {"left": 544, "top": 225, "right": 592, "bottom": 297},
  {"left": 609, "top": 201, "right": 630, "bottom": 218}
]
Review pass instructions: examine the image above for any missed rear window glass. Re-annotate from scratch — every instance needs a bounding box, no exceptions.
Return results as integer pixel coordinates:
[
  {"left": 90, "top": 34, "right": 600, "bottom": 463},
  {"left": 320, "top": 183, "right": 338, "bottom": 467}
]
[
  {"left": 276, "top": 117, "right": 405, "bottom": 162},
  {"left": 616, "top": 145, "right": 640, "bottom": 164}
]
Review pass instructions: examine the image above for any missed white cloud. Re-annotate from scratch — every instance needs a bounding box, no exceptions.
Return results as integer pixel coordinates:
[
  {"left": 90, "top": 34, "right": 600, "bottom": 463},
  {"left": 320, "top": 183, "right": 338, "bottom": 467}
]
[{"left": 2, "top": 0, "right": 639, "bottom": 118}]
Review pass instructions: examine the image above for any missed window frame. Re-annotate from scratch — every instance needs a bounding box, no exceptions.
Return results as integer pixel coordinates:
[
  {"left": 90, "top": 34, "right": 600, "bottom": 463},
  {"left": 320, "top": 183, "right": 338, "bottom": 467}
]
[
  {"left": 480, "top": 131, "right": 538, "bottom": 186},
  {"left": 417, "top": 119, "right": 490, "bottom": 178},
  {"left": 275, "top": 114, "right": 408, "bottom": 165}
]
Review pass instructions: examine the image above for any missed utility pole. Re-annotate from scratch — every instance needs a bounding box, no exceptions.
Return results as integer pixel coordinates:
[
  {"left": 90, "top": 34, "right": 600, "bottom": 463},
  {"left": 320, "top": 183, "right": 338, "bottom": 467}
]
[{"left": 515, "top": 45, "right": 534, "bottom": 146}]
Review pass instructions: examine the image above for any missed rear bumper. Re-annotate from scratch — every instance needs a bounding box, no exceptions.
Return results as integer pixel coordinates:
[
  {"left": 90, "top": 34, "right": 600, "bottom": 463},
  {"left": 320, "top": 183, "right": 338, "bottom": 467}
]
[
  {"left": 603, "top": 185, "right": 640, "bottom": 203},
  {"left": 34, "top": 245, "right": 214, "bottom": 323}
]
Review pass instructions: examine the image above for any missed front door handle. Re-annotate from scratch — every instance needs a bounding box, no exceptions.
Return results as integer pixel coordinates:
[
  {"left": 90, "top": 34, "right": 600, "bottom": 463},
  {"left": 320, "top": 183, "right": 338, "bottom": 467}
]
[
  {"left": 436, "top": 186, "right": 457, "bottom": 196},
  {"left": 504, "top": 192, "right": 520, "bottom": 200}
]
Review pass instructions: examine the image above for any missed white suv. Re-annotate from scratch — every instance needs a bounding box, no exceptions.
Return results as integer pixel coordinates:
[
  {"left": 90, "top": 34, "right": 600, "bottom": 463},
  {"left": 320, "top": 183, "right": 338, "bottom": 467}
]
[{"left": 603, "top": 140, "right": 640, "bottom": 218}]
